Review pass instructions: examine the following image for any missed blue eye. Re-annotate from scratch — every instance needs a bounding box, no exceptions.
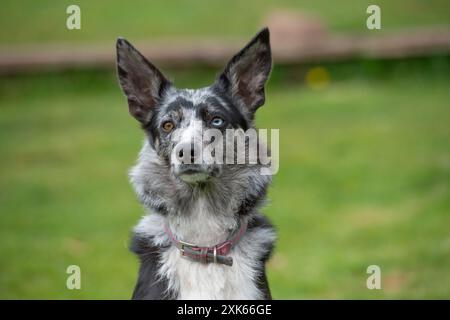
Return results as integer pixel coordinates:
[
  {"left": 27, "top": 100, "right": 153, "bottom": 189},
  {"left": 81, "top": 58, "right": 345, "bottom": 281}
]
[{"left": 210, "top": 117, "right": 224, "bottom": 127}]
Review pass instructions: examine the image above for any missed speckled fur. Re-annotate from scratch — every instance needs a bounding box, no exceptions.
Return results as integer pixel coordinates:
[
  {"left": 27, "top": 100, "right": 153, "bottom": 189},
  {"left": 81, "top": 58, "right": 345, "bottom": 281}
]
[{"left": 117, "top": 28, "right": 276, "bottom": 300}]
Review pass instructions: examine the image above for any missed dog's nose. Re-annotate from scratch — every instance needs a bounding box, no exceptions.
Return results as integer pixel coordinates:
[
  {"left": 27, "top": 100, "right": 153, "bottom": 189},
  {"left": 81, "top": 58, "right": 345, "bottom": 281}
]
[{"left": 176, "top": 142, "right": 199, "bottom": 164}]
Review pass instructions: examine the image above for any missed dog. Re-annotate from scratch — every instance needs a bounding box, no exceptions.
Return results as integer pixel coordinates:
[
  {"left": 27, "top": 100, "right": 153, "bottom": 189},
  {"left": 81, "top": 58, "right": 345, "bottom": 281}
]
[{"left": 116, "top": 27, "right": 276, "bottom": 300}]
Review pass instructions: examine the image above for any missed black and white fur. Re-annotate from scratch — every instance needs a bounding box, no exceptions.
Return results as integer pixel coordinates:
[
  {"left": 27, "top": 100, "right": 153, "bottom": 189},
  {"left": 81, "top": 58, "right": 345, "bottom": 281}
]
[{"left": 116, "top": 28, "right": 276, "bottom": 300}]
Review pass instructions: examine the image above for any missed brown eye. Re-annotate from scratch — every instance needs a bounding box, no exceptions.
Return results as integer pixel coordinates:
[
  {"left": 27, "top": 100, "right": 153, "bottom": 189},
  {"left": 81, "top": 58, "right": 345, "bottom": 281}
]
[{"left": 162, "top": 121, "right": 174, "bottom": 132}]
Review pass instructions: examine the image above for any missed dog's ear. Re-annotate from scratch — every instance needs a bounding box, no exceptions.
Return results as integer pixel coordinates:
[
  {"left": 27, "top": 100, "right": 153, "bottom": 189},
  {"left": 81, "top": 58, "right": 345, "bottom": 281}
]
[
  {"left": 215, "top": 28, "right": 272, "bottom": 117},
  {"left": 116, "top": 38, "right": 171, "bottom": 124}
]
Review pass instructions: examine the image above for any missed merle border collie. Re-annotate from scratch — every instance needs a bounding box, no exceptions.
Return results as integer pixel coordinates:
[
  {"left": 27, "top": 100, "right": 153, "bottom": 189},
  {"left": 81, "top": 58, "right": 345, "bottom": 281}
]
[{"left": 116, "top": 28, "right": 276, "bottom": 300}]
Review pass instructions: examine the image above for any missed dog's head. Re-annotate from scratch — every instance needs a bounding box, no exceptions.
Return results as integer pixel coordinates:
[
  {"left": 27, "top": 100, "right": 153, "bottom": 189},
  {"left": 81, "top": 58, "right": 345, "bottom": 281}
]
[{"left": 116, "top": 28, "right": 272, "bottom": 184}]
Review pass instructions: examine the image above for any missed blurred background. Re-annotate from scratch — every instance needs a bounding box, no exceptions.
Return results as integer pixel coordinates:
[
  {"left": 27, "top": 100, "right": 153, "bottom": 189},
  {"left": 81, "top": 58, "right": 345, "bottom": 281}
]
[{"left": 0, "top": 1, "right": 449, "bottom": 299}]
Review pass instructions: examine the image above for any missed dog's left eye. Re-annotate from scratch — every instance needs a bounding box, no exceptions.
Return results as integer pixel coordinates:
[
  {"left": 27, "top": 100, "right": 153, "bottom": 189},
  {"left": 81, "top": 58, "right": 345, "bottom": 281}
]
[{"left": 210, "top": 117, "right": 224, "bottom": 127}]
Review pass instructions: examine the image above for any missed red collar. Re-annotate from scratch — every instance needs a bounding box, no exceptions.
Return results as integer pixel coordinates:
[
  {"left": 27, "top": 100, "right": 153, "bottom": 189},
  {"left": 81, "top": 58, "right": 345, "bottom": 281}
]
[{"left": 163, "top": 221, "right": 247, "bottom": 267}]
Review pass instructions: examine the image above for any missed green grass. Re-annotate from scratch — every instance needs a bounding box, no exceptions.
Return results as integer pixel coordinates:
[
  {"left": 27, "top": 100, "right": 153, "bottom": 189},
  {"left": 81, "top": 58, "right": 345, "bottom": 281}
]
[
  {"left": 0, "top": 59, "right": 449, "bottom": 299},
  {"left": 1, "top": 0, "right": 450, "bottom": 44}
]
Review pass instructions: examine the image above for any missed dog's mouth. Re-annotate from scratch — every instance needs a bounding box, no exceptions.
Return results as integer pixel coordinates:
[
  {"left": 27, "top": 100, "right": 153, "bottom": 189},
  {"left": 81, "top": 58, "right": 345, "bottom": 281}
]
[{"left": 174, "top": 164, "right": 212, "bottom": 184}]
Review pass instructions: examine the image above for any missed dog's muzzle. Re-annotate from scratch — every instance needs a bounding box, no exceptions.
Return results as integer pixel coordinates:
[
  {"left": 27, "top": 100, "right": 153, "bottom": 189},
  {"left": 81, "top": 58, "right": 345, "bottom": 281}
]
[
  {"left": 172, "top": 141, "right": 216, "bottom": 183},
  {"left": 173, "top": 164, "right": 212, "bottom": 183}
]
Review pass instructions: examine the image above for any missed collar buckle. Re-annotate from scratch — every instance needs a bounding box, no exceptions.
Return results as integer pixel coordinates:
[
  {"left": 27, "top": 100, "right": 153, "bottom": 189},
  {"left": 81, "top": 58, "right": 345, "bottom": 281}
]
[{"left": 179, "top": 240, "right": 195, "bottom": 256}]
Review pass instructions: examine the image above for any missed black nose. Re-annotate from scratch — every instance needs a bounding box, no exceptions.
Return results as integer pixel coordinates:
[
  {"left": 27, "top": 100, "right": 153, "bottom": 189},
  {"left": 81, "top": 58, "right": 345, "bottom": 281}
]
[{"left": 176, "top": 143, "right": 199, "bottom": 164}]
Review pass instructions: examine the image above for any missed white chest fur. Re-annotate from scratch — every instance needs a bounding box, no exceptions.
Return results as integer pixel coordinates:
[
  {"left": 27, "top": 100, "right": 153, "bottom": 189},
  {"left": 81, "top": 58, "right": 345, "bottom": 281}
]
[
  {"left": 160, "top": 246, "right": 261, "bottom": 299},
  {"left": 134, "top": 203, "right": 275, "bottom": 300},
  {"left": 159, "top": 198, "right": 262, "bottom": 299}
]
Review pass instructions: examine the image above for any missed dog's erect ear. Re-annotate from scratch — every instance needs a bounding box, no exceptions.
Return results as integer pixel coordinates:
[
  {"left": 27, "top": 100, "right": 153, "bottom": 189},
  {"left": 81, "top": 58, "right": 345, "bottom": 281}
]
[
  {"left": 116, "top": 38, "right": 171, "bottom": 123},
  {"left": 215, "top": 28, "right": 272, "bottom": 116}
]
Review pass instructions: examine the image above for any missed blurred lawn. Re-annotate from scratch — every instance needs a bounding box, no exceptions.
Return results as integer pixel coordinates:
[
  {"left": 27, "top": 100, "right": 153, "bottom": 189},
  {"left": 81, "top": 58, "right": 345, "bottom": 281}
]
[
  {"left": 1, "top": 0, "right": 450, "bottom": 300},
  {"left": 1, "top": 0, "right": 450, "bottom": 43},
  {"left": 0, "top": 59, "right": 449, "bottom": 298}
]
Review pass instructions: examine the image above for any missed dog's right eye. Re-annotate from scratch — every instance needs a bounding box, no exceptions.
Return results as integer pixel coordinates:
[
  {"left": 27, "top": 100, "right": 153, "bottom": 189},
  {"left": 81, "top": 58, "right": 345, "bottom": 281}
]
[{"left": 162, "top": 121, "right": 174, "bottom": 132}]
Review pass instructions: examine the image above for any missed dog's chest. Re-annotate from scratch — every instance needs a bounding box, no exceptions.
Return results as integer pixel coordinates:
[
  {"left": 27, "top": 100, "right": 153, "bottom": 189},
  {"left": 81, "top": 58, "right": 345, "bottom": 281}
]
[
  {"left": 157, "top": 200, "right": 261, "bottom": 299},
  {"left": 160, "top": 246, "right": 261, "bottom": 300}
]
